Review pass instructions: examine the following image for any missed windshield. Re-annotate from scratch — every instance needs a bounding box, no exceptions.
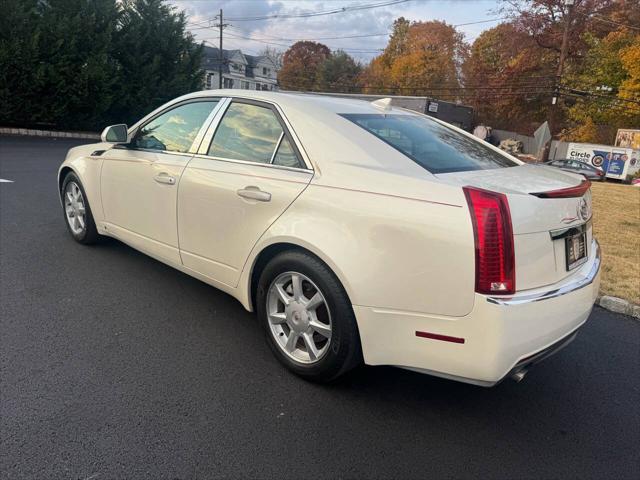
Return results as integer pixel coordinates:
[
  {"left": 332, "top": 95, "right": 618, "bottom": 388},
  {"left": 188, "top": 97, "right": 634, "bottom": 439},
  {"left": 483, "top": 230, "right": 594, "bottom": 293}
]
[{"left": 341, "top": 113, "right": 518, "bottom": 174}]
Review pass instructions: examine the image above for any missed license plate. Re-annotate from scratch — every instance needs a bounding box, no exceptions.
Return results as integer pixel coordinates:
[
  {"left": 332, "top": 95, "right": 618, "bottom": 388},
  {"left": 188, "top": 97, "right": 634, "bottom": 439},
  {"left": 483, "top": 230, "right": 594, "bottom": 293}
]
[{"left": 566, "top": 232, "right": 587, "bottom": 271}]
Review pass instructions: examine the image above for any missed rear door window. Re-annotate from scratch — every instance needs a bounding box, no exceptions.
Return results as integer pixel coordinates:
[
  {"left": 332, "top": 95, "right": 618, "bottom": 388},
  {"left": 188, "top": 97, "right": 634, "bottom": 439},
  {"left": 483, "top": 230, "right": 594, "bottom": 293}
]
[
  {"left": 272, "top": 136, "right": 299, "bottom": 168},
  {"left": 209, "top": 102, "right": 281, "bottom": 163},
  {"left": 341, "top": 113, "right": 518, "bottom": 174},
  {"left": 208, "top": 101, "right": 303, "bottom": 169}
]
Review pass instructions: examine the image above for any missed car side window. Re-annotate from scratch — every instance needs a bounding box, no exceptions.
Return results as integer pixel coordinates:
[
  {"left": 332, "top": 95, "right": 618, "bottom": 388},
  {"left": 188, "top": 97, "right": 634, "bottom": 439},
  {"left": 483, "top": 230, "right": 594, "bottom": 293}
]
[
  {"left": 208, "top": 102, "right": 282, "bottom": 163},
  {"left": 273, "top": 136, "right": 301, "bottom": 168},
  {"left": 208, "top": 101, "right": 303, "bottom": 168},
  {"left": 133, "top": 101, "right": 218, "bottom": 153}
]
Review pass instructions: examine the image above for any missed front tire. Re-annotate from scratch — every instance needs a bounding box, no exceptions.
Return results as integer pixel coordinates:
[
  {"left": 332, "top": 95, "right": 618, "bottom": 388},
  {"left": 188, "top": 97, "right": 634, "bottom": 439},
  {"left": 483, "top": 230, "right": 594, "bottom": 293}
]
[
  {"left": 256, "top": 250, "right": 362, "bottom": 382},
  {"left": 61, "top": 172, "right": 99, "bottom": 244}
]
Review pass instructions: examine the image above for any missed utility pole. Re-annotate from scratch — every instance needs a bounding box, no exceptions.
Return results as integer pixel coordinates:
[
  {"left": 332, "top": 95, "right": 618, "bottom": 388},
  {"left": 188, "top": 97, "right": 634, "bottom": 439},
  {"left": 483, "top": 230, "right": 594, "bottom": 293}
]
[
  {"left": 542, "top": 0, "right": 574, "bottom": 162},
  {"left": 214, "top": 9, "right": 228, "bottom": 89},
  {"left": 550, "top": 0, "right": 575, "bottom": 131}
]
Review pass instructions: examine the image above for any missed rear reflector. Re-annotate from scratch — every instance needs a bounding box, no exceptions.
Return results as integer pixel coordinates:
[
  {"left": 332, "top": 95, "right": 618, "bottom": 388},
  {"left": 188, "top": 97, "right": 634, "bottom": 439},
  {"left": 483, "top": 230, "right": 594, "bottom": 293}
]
[
  {"left": 415, "top": 331, "right": 465, "bottom": 344},
  {"left": 531, "top": 180, "right": 591, "bottom": 198},
  {"left": 463, "top": 186, "right": 515, "bottom": 295}
]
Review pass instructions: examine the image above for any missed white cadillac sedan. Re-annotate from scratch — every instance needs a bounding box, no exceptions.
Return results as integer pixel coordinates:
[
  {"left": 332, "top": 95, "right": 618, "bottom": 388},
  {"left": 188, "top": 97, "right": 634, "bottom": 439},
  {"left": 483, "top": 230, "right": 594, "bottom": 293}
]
[{"left": 58, "top": 91, "right": 600, "bottom": 385}]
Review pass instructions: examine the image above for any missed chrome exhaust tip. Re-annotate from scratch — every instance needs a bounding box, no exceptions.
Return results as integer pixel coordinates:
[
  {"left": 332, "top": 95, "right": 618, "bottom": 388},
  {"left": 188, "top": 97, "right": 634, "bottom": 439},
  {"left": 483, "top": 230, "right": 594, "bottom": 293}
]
[{"left": 511, "top": 370, "right": 527, "bottom": 382}]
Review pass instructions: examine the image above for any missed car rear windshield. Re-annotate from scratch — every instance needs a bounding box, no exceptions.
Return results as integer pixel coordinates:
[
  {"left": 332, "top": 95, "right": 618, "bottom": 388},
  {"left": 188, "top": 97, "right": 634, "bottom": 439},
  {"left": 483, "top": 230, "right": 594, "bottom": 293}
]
[{"left": 341, "top": 113, "right": 518, "bottom": 174}]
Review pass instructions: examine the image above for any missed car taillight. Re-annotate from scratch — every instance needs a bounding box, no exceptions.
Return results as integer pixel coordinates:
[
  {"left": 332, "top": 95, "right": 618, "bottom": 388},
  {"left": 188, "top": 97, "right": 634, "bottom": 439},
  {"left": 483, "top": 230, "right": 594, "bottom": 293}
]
[
  {"left": 530, "top": 180, "right": 591, "bottom": 198},
  {"left": 463, "top": 186, "right": 515, "bottom": 295}
]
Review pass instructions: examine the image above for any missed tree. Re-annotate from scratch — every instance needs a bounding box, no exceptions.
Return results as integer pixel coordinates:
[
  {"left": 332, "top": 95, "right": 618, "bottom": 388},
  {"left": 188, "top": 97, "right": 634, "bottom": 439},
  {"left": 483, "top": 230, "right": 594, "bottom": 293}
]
[
  {"left": 316, "top": 50, "right": 361, "bottom": 91},
  {"left": 498, "top": 0, "right": 640, "bottom": 135},
  {"left": 501, "top": 0, "right": 622, "bottom": 56},
  {"left": 462, "top": 23, "right": 555, "bottom": 132},
  {"left": 360, "top": 20, "right": 468, "bottom": 97},
  {"left": 0, "top": 0, "right": 203, "bottom": 130},
  {"left": 0, "top": 0, "right": 120, "bottom": 129},
  {"left": 618, "top": 35, "right": 640, "bottom": 115},
  {"left": 278, "top": 41, "right": 331, "bottom": 91},
  {"left": 0, "top": 0, "right": 42, "bottom": 126},
  {"left": 563, "top": 30, "right": 640, "bottom": 143},
  {"left": 110, "top": 0, "right": 203, "bottom": 125},
  {"left": 380, "top": 17, "right": 411, "bottom": 67}
]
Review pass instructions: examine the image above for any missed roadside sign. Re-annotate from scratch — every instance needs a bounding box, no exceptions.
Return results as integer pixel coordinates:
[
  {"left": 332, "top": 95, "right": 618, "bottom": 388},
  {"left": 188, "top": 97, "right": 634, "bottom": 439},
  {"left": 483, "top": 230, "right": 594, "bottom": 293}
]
[
  {"left": 567, "top": 142, "right": 635, "bottom": 180},
  {"left": 615, "top": 129, "right": 640, "bottom": 149}
]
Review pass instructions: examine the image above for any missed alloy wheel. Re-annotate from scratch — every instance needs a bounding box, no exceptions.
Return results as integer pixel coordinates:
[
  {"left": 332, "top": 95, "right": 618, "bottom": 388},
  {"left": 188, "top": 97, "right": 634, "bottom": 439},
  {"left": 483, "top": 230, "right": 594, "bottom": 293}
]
[
  {"left": 64, "top": 181, "right": 87, "bottom": 235},
  {"left": 266, "top": 271, "right": 332, "bottom": 364}
]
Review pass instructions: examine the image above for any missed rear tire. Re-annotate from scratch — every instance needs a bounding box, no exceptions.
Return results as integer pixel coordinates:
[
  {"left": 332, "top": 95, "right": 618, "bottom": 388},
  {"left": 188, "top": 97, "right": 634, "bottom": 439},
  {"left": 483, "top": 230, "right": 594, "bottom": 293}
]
[
  {"left": 256, "top": 250, "right": 362, "bottom": 382},
  {"left": 61, "top": 172, "right": 99, "bottom": 245}
]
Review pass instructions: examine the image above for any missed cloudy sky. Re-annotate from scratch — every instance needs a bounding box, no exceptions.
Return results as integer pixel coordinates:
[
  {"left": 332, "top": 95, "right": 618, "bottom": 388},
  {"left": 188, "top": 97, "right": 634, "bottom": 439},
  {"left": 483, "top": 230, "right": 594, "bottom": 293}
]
[{"left": 169, "top": 0, "right": 503, "bottom": 61}]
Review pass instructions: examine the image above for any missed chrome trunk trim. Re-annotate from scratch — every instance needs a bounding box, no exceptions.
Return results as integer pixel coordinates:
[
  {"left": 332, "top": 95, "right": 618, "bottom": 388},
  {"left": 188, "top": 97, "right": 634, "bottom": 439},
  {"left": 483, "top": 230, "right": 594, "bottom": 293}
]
[{"left": 487, "top": 240, "right": 600, "bottom": 306}]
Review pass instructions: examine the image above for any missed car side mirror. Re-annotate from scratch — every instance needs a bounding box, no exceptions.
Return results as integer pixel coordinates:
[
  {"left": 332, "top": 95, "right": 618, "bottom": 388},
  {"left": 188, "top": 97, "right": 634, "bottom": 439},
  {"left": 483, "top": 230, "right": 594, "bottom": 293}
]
[{"left": 101, "top": 124, "right": 129, "bottom": 143}]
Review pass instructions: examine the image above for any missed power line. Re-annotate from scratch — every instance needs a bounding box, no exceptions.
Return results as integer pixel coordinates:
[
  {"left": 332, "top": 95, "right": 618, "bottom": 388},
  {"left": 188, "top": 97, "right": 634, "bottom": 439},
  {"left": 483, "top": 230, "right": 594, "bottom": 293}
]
[
  {"left": 225, "top": 25, "right": 391, "bottom": 42},
  {"left": 187, "top": 0, "right": 410, "bottom": 26},
  {"left": 222, "top": 17, "right": 508, "bottom": 42},
  {"left": 559, "top": 86, "right": 640, "bottom": 106},
  {"left": 203, "top": 31, "right": 384, "bottom": 53},
  {"left": 575, "top": 10, "right": 640, "bottom": 31},
  {"left": 225, "top": 0, "right": 412, "bottom": 22},
  {"left": 197, "top": 18, "right": 508, "bottom": 55},
  {"left": 278, "top": 82, "right": 640, "bottom": 113},
  {"left": 281, "top": 84, "right": 555, "bottom": 100}
]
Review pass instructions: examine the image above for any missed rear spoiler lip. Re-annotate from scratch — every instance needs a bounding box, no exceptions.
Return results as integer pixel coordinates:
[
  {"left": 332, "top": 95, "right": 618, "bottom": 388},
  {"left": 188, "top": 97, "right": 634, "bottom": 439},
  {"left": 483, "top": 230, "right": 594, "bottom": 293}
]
[{"left": 530, "top": 180, "right": 591, "bottom": 198}]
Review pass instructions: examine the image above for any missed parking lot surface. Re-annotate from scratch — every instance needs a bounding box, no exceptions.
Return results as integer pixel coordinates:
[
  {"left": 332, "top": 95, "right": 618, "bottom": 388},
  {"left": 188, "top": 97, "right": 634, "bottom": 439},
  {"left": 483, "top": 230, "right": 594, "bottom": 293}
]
[{"left": 1, "top": 136, "right": 639, "bottom": 479}]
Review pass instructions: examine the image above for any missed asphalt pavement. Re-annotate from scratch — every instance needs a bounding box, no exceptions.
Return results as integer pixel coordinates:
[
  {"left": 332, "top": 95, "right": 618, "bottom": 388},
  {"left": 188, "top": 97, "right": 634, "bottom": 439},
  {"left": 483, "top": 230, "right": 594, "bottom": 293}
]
[{"left": 1, "top": 135, "right": 639, "bottom": 479}]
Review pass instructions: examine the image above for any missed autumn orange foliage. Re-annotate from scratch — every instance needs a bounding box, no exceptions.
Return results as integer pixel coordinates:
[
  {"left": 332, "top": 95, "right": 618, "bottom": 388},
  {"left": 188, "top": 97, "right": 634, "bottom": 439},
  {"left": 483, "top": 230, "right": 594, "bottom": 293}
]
[{"left": 359, "top": 18, "right": 467, "bottom": 98}]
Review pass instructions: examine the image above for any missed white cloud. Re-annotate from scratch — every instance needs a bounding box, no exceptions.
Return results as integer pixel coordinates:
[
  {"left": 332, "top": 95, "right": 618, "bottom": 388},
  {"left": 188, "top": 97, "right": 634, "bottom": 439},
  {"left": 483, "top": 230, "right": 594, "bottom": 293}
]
[{"left": 171, "top": 0, "right": 502, "bottom": 61}]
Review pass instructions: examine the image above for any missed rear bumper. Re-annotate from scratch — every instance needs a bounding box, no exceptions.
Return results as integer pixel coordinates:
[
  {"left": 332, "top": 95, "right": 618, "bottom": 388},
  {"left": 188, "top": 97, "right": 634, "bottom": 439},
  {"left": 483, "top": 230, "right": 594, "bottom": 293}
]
[{"left": 353, "top": 240, "right": 601, "bottom": 386}]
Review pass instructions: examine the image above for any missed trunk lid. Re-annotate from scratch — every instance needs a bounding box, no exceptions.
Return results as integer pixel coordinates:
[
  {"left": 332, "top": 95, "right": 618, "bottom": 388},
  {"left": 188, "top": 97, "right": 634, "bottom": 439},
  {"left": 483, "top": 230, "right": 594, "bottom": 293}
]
[
  {"left": 438, "top": 164, "right": 594, "bottom": 291},
  {"left": 437, "top": 164, "right": 592, "bottom": 235}
]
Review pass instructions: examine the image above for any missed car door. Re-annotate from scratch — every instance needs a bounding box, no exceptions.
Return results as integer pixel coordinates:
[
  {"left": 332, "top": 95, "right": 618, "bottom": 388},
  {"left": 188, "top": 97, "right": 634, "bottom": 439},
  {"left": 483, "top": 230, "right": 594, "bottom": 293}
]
[
  {"left": 100, "top": 99, "right": 220, "bottom": 264},
  {"left": 178, "top": 98, "right": 313, "bottom": 288}
]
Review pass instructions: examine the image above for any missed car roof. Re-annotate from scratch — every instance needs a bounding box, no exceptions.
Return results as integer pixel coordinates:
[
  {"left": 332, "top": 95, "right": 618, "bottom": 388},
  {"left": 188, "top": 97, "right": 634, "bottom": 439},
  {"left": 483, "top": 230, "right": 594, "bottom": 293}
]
[{"left": 177, "top": 89, "right": 416, "bottom": 116}]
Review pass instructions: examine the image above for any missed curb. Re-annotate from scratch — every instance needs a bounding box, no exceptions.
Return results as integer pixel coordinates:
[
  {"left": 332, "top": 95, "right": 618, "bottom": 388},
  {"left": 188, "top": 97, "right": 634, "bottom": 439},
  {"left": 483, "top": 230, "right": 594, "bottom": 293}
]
[
  {"left": 0, "top": 127, "right": 99, "bottom": 140},
  {"left": 597, "top": 295, "right": 640, "bottom": 319}
]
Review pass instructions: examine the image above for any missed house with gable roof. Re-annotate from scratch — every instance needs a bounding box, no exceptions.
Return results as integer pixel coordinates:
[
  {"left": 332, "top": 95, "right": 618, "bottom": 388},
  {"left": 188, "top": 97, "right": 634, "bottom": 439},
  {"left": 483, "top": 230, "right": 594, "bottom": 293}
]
[{"left": 202, "top": 46, "right": 279, "bottom": 91}]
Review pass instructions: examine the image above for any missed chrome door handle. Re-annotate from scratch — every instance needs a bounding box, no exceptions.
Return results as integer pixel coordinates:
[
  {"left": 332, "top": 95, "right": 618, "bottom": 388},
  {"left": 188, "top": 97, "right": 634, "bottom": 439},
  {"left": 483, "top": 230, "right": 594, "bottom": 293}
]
[
  {"left": 154, "top": 174, "right": 176, "bottom": 185},
  {"left": 237, "top": 186, "right": 271, "bottom": 202}
]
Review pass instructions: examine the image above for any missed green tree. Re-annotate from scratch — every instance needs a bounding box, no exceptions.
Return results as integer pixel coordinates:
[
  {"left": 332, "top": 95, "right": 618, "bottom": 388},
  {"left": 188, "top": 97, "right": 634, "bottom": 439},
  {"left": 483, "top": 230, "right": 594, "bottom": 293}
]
[
  {"left": 563, "top": 30, "right": 640, "bottom": 143},
  {"left": 381, "top": 17, "right": 411, "bottom": 67},
  {"left": 110, "top": 0, "right": 203, "bottom": 125},
  {"left": 0, "top": 0, "right": 41, "bottom": 126},
  {"left": 316, "top": 50, "right": 361, "bottom": 91},
  {"left": 0, "top": 0, "right": 120, "bottom": 129},
  {"left": 0, "top": 0, "right": 203, "bottom": 130},
  {"left": 37, "top": 0, "right": 120, "bottom": 129}
]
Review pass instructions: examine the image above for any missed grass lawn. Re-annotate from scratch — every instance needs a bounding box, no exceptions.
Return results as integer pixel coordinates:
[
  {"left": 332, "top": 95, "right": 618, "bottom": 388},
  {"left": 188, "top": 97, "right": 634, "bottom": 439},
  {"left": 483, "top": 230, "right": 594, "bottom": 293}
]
[{"left": 591, "top": 182, "right": 640, "bottom": 305}]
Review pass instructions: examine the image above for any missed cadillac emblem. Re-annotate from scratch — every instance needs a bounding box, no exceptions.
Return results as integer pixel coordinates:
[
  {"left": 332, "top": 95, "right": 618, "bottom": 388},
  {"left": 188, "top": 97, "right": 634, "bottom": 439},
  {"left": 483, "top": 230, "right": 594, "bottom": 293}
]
[{"left": 579, "top": 198, "right": 589, "bottom": 221}]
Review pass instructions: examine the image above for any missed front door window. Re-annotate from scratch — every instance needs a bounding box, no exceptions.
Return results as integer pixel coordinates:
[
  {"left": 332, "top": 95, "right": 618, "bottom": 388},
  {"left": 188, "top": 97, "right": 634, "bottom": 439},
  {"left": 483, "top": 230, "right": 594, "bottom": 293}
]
[{"left": 132, "top": 101, "right": 218, "bottom": 153}]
